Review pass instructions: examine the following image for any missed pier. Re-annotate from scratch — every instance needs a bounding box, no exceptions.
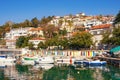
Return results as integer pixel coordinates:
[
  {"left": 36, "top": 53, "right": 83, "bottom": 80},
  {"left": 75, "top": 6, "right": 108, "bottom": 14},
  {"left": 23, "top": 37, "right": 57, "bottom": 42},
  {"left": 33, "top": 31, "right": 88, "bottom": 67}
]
[
  {"left": 0, "top": 48, "right": 22, "bottom": 56},
  {"left": 98, "top": 57, "right": 120, "bottom": 68}
]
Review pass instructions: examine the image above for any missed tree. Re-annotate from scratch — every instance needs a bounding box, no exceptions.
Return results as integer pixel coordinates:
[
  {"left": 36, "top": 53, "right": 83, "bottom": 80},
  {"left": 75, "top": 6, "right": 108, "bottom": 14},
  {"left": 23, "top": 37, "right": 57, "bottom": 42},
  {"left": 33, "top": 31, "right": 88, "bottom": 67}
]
[
  {"left": 67, "top": 20, "right": 73, "bottom": 32},
  {"left": 31, "top": 17, "right": 39, "bottom": 27},
  {"left": 70, "top": 32, "right": 93, "bottom": 50},
  {"left": 0, "top": 39, "right": 6, "bottom": 45},
  {"left": 58, "top": 19, "right": 63, "bottom": 27},
  {"left": 101, "top": 31, "right": 111, "bottom": 44},
  {"left": 113, "top": 11, "right": 120, "bottom": 25},
  {"left": 43, "top": 25, "right": 59, "bottom": 38},
  {"left": 39, "top": 16, "right": 54, "bottom": 27},
  {"left": 22, "top": 19, "right": 32, "bottom": 27},
  {"left": 38, "top": 42, "right": 47, "bottom": 49},
  {"left": 59, "top": 28, "right": 67, "bottom": 36},
  {"left": 102, "top": 27, "right": 120, "bottom": 48},
  {"left": 111, "top": 27, "right": 120, "bottom": 46},
  {"left": 16, "top": 36, "right": 29, "bottom": 48},
  {"left": 28, "top": 42, "right": 35, "bottom": 50},
  {"left": 59, "top": 37, "right": 69, "bottom": 49}
]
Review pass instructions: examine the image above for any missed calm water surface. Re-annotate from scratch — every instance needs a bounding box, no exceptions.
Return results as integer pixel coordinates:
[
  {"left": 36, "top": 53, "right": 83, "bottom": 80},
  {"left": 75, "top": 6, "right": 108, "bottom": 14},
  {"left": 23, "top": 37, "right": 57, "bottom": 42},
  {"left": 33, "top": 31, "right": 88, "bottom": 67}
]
[{"left": 0, "top": 63, "right": 120, "bottom": 80}]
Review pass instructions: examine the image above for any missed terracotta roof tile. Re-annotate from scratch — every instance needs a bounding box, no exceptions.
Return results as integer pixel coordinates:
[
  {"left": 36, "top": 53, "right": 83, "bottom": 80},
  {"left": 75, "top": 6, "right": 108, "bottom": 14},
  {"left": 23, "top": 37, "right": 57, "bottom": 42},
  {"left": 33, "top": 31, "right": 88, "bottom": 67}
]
[
  {"left": 29, "top": 27, "right": 43, "bottom": 31},
  {"left": 91, "top": 24, "right": 111, "bottom": 30},
  {"left": 30, "top": 37, "right": 45, "bottom": 40}
]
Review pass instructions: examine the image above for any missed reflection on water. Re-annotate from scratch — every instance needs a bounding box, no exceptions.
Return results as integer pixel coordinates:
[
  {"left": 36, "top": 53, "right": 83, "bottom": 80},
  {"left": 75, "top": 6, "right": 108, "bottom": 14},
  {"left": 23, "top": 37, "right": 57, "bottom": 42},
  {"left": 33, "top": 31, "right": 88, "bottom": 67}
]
[{"left": 0, "top": 63, "right": 120, "bottom": 80}]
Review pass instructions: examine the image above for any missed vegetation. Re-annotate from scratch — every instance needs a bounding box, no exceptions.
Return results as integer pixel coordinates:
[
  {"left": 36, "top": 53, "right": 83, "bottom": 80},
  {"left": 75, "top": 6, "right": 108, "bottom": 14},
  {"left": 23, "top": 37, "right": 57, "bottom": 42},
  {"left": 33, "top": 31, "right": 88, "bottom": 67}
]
[
  {"left": 0, "top": 39, "right": 6, "bottom": 45},
  {"left": 101, "top": 11, "right": 120, "bottom": 48},
  {"left": 111, "top": 27, "right": 120, "bottom": 46},
  {"left": 43, "top": 25, "right": 59, "bottom": 38},
  {"left": 2, "top": 11, "right": 120, "bottom": 50},
  {"left": 69, "top": 32, "right": 93, "bottom": 50},
  {"left": 38, "top": 42, "right": 47, "bottom": 49},
  {"left": 113, "top": 11, "right": 120, "bottom": 25},
  {"left": 16, "top": 36, "right": 29, "bottom": 48}
]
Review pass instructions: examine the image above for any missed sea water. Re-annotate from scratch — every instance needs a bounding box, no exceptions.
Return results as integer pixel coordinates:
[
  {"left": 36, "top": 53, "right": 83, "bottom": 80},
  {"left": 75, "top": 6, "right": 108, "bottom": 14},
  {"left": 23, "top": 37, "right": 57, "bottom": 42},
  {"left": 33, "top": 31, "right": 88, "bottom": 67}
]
[{"left": 0, "top": 64, "right": 120, "bottom": 80}]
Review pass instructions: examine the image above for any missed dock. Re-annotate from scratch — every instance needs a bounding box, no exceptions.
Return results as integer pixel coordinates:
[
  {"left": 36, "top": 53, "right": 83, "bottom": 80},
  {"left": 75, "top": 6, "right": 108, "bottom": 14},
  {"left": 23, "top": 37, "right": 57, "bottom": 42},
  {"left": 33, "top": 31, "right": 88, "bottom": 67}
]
[{"left": 98, "top": 57, "right": 120, "bottom": 68}]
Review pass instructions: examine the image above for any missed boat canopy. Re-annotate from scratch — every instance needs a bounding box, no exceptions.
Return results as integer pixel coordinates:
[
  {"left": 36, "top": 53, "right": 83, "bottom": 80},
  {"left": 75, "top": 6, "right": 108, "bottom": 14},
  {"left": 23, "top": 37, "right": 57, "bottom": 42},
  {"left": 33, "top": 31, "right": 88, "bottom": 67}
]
[{"left": 110, "top": 46, "right": 120, "bottom": 53}]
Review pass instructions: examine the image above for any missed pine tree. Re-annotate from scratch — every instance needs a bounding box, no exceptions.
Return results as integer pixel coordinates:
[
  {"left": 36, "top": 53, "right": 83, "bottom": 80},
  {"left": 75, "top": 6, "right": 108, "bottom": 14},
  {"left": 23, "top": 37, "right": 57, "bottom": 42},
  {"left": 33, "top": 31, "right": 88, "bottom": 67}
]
[{"left": 113, "top": 11, "right": 120, "bottom": 25}]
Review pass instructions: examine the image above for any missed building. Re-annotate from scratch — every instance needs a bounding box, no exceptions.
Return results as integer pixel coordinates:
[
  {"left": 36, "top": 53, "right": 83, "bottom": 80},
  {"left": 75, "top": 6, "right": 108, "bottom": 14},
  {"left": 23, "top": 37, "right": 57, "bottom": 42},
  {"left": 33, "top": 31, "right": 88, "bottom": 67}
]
[
  {"left": 89, "top": 24, "right": 112, "bottom": 49},
  {"left": 28, "top": 27, "right": 44, "bottom": 37},
  {"left": 6, "top": 40, "right": 16, "bottom": 49},
  {"left": 5, "top": 27, "right": 31, "bottom": 49},
  {"left": 29, "top": 37, "right": 45, "bottom": 48},
  {"left": 5, "top": 27, "right": 31, "bottom": 40}
]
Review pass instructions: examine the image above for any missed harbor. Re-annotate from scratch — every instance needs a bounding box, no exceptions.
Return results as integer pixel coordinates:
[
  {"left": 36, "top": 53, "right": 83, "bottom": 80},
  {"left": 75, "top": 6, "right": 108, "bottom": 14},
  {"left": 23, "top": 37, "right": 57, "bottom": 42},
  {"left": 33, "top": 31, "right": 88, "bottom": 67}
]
[
  {"left": 0, "top": 62, "right": 120, "bottom": 80},
  {"left": 0, "top": 48, "right": 120, "bottom": 80},
  {"left": 0, "top": 0, "right": 120, "bottom": 79}
]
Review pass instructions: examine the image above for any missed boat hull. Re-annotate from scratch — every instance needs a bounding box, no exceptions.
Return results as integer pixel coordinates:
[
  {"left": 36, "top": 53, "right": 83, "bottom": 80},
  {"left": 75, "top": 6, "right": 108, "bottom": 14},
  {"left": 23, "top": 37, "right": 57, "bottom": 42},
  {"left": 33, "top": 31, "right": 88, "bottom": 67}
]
[
  {"left": 83, "top": 61, "right": 107, "bottom": 66},
  {"left": 35, "top": 56, "right": 54, "bottom": 64}
]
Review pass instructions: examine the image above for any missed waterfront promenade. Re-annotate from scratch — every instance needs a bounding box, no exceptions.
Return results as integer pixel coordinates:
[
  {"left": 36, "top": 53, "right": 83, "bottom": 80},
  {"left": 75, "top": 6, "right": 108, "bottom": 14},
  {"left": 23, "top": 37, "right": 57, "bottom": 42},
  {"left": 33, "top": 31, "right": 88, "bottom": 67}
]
[{"left": 0, "top": 48, "right": 21, "bottom": 55}]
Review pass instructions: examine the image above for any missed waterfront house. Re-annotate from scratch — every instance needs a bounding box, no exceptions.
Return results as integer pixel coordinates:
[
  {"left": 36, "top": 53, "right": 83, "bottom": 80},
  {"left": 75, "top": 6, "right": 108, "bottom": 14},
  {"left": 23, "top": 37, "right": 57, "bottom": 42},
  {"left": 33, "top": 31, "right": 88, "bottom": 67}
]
[
  {"left": 89, "top": 24, "right": 112, "bottom": 49},
  {"left": 5, "top": 27, "right": 31, "bottom": 49},
  {"left": 6, "top": 39, "right": 16, "bottom": 49},
  {"left": 5, "top": 27, "right": 31, "bottom": 40},
  {"left": 29, "top": 37, "right": 45, "bottom": 48},
  {"left": 28, "top": 27, "right": 44, "bottom": 37}
]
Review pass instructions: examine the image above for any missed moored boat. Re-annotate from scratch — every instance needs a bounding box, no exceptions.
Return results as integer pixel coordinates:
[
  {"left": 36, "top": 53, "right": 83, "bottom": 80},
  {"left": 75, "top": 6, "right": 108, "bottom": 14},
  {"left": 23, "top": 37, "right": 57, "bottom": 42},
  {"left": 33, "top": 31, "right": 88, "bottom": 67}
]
[
  {"left": 35, "top": 56, "right": 54, "bottom": 64},
  {"left": 83, "top": 60, "right": 107, "bottom": 66},
  {"left": 22, "top": 56, "right": 38, "bottom": 65},
  {"left": 0, "top": 55, "right": 16, "bottom": 63},
  {"left": 55, "top": 57, "right": 76, "bottom": 65}
]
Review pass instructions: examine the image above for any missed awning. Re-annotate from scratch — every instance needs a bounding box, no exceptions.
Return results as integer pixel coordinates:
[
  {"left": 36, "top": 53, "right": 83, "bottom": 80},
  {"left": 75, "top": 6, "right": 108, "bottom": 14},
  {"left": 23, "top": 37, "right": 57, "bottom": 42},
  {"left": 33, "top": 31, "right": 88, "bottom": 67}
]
[{"left": 110, "top": 46, "right": 120, "bottom": 53}]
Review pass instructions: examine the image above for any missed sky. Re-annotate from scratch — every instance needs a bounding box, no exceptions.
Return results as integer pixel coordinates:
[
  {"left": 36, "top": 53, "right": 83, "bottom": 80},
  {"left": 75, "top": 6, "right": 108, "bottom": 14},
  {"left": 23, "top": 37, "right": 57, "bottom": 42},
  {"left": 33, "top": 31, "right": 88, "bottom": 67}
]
[{"left": 0, "top": 0, "right": 120, "bottom": 26}]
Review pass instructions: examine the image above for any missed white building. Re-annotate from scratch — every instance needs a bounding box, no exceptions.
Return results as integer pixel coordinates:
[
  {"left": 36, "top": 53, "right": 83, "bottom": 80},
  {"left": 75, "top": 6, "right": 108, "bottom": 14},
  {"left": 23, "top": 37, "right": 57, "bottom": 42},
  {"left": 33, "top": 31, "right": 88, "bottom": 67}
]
[
  {"left": 5, "top": 27, "right": 31, "bottom": 40},
  {"left": 5, "top": 27, "right": 31, "bottom": 49},
  {"left": 6, "top": 40, "right": 16, "bottom": 49},
  {"left": 29, "top": 37, "right": 45, "bottom": 48},
  {"left": 28, "top": 27, "right": 44, "bottom": 37},
  {"left": 89, "top": 24, "right": 112, "bottom": 49}
]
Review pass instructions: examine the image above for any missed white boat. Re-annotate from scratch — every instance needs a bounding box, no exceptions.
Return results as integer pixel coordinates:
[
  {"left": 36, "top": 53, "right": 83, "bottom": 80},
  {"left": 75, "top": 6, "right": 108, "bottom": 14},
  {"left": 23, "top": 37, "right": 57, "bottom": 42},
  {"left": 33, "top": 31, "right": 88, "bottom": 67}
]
[
  {"left": 40, "top": 64, "right": 54, "bottom": 70},
  {"left": 22, "top": 56, "right": 38, "bottom": 65},
  {"left": 0, "top": 55, "right": 16, "bottom": 63},
  {"left": 55, "top": 57, "right": 76, "bottom": 65},
  {"left": 35, "top": 56, "right": 54, "bottom": 64}
]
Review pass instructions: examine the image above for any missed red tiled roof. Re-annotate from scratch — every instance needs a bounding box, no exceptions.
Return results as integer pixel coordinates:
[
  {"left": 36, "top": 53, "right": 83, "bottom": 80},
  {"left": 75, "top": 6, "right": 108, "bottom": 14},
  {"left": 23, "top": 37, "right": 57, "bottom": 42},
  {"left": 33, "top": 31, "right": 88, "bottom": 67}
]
[
  {"left": 29, "top": 27, "right": 43, "bottom": 31},
  {"left": 91, "top": 24, "right": 111, "bottom": 30},
  {"left": 30, "top": 37, "right": 45, "bottom": 40},
  {"left": 6, "top": 40, "right": 16, "bottom": 42},
  {"left": 72, "top": 31, "right": 89, "bottom": 36}
]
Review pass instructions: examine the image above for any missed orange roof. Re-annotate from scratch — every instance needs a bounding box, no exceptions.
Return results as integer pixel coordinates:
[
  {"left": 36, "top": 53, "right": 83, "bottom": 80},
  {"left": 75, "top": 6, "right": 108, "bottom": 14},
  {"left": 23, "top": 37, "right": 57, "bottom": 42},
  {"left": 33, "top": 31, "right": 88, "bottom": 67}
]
[
  {"left": 6, "top": 40, "right": 16, "bottom": 42},
  {"left": 29, "top": 27, "right": 43, "bottom": 31},
  {"left": 72, "top": 31, "right": 89, "bottom": 36},
  {"left": 30, "top": 37, "right": 45, "bottom": 40},
  {"left": 91, "top": 24, "right": 111, "bottom": 30}
]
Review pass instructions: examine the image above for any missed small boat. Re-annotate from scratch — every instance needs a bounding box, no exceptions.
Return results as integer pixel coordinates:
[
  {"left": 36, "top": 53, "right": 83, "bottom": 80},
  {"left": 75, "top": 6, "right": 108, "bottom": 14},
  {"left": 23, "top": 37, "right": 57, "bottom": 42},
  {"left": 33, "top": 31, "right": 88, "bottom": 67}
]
[
  {"left": 74, "top": 60, "right": 84, "bottom": 65},
  {"left": 74, "top": 60, "right": 84, "bottom": 67},
  {"left": 83, "top": 60, "right": 107, "bottom": 66},
  {"left": 55, "top": 57, "right": 76, "bottom": 65},
  {"left": 39, "top": 64, "right": 54, "bottom": 70},
  {"left": 22, "top": 56, "right": 38, "bottom": 65},
  {"left": 35, "top": 56, "right": 54, "bottom": 64},
  {"left": 0, "top": 55, "right": 16, "bottom": 63}
]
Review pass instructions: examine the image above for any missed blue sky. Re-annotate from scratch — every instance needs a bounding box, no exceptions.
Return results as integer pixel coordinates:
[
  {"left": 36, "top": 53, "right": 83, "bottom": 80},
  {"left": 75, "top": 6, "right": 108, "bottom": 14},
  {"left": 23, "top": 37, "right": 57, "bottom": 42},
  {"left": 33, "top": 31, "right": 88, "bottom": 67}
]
[{"left": 0, "top": 0, "right": 120, "bottom": 26}]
